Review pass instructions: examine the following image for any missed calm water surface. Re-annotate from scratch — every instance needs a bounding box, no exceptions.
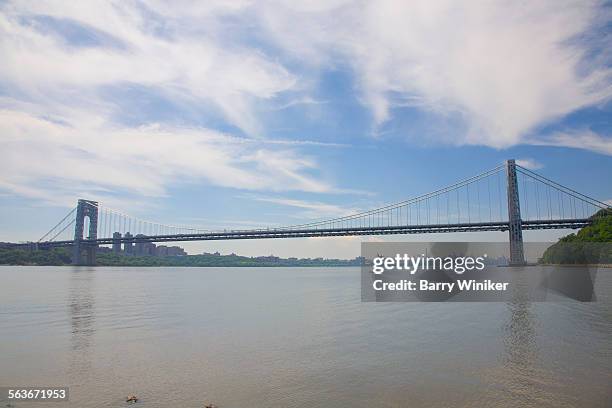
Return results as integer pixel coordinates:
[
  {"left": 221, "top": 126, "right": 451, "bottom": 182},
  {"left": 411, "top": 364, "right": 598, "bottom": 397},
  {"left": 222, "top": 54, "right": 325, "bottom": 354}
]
[{"left": 1, "top": 266, "right": 611, "bottom": 407}]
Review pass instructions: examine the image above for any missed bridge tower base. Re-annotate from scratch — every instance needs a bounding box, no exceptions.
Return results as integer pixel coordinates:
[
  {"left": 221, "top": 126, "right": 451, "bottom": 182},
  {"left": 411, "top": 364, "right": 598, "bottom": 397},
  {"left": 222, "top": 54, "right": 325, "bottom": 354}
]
[{"left": 506, "top": 160, "right": 525, "bottom": 266}]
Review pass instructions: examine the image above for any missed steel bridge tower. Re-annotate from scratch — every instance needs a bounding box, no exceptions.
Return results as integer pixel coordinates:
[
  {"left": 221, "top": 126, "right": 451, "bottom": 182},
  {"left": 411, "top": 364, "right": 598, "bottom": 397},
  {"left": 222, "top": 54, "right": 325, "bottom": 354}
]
[
  {"left": 506, "top": 159, "right": 525, "bottom": 265},
  {"left": 73, "top": 199, "right": 98, "bottom": 265}
]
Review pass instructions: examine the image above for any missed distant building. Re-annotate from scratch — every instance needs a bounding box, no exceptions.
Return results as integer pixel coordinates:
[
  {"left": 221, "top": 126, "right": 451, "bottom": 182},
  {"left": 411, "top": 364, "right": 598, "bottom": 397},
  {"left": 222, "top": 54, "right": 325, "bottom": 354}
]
[
  {"left": 157, "top": 245, "right": 168, "bottom": 256},
  {"left": 124, "top": 232, "right": 134, "bottom": 254},
  {"left": 106, "top": 232, "right": 186, "bottom": 257},
  {"left": 163, "top": 245, "right": 186, "bottom": 256},
  {"left": 256, "top": 255, "right": 280, "bottom": 261},
  {"left": 134, "top": 234, "right": 146, "bottom": 256},
  {"left": 143, "top": 242, "right": 156, "bottom": 256}
]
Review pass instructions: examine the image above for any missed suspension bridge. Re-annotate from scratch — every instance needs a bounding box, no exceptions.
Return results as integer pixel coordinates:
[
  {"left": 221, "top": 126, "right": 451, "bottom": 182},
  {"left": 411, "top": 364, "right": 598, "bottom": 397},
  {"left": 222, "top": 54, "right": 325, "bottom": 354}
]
[{"left": 5, "top": 160, "right": 610, "bottom": 266}]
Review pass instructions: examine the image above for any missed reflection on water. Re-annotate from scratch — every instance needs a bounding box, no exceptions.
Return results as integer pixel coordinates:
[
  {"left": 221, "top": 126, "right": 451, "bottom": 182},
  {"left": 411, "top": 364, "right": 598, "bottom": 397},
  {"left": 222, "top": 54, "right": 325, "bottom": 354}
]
[
  {"left": 500, "top": 269, "right": 544, "bottom": 406},
  {"left": 68, "top": 268, "right": 96, "bottom": 379},
  {"left": 0, "top": 266, "right": 610, "bottom": 408},
  {"left": 69, "top": 268, "right": 96, "bottom": 351},
  {"left": 504, "top": 269, "right": 537, "bottom": 372}
]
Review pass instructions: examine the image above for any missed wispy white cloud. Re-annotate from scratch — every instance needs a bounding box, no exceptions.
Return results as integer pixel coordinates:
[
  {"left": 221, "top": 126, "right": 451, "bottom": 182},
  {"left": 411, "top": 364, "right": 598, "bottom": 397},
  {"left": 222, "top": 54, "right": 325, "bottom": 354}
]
[
  {"left": 271, "top": 97, "right": 328, "bottom": 111},
  {"left": 247, "top": 195, "right": 360, "bottom": 219},
  {"left": 0, "top": 1, "right": 361, "bottom": 206},
  {"left": 0, "top": 109, "right": 336, "bottom": 206},
  {"left": 255, "top": 0, "right": 612, "bottom": 149},
  {"left": 231, "top": 137, "right": 349, "bottom": 148},
  {"left": 516, "top": 158, "right": 544, "bottom": 170},
  {"left": 0, "top": 1, "right": 296, "bottom": 136},
  {"left": 528, "top": 130, "right": 612, "bottom": 156},
  {"left": 177, "top": 217, "right": 283, "bottom": 229}
]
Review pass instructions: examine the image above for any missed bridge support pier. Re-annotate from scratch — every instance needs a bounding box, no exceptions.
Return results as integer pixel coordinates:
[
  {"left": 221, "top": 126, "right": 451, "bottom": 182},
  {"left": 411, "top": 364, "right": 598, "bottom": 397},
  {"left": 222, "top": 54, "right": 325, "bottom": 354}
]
[
  {"left": 506, "top": 159, "right": 525, "bottom": 265},
  {"left": 72, "top": 243, "right": 97, "bottom": 265},
  {"left": 73, "top": 242, "right": 81, "bottom": 265},
  {"left": 112, "top": 232, "right": 122, "bottom": 253},
  {"left": 73, "top": 199, "right": 99, "bottom": 266}
]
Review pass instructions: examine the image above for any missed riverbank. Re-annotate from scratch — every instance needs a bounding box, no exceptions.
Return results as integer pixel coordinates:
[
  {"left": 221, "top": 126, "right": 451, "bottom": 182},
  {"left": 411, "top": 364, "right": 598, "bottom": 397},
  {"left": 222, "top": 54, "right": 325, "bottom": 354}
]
[{"left": 0, "top": 247, "right": 363, "bottom": 267}]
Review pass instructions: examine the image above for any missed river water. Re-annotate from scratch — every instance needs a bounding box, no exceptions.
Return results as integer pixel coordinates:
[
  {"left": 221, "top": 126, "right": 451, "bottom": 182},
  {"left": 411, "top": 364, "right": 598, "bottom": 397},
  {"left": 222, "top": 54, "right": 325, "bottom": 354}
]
[{"left": 1, "top": 266, "right": 611, "bottom": 407}]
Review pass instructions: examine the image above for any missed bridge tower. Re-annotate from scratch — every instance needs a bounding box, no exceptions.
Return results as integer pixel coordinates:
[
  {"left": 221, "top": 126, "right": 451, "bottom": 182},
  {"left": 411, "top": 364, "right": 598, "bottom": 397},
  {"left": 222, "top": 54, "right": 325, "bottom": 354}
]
[
  {"left": 73, "top": 199, "right": 99, "bottom": 266},
  {"left": 506, "top": 160, "right": 525, "bottom": 265}
]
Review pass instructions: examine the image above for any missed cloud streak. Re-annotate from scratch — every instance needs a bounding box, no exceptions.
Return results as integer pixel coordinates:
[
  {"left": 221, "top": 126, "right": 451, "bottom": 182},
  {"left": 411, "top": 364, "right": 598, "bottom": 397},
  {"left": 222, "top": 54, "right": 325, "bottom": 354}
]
[
  {"left": 516, "top": 158, "right": 544, "bottom": 170},
  {"left": 248, "top": 195, "right": 360, "bottom": 220},
  {"left": 528, "top": 130, "right": 612, "bottom": 156}
]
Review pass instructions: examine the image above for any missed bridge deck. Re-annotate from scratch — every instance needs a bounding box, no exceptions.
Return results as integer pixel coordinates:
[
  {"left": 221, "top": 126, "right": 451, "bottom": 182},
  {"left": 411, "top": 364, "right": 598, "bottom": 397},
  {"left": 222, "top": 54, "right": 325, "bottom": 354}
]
[{"left": 7, "top": 218, "right": 591, "bottom": 249}]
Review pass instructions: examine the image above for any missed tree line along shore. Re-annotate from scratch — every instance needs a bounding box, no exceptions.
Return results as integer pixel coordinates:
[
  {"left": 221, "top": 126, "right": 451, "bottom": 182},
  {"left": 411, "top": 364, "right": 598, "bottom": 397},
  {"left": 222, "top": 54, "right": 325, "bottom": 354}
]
[
  {"left": 0, "top": 247, "right": 363, "bottom": 267},
  {"left": 539, "top": 210, "right": 611, "bottom": 264}
]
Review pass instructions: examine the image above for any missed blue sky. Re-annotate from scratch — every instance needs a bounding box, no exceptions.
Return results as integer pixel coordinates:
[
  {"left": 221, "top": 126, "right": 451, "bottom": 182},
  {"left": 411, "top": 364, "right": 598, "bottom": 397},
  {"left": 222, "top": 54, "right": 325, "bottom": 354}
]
[{"left": 0, "top": 1, "right": 610, "bottom": 257}]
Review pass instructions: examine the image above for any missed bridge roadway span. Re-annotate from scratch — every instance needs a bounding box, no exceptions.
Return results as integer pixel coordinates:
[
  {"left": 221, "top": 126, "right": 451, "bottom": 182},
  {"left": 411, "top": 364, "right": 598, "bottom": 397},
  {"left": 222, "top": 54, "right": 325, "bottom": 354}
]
[{"left": 20, "top": 218, "right": 590, "bottom": 249}]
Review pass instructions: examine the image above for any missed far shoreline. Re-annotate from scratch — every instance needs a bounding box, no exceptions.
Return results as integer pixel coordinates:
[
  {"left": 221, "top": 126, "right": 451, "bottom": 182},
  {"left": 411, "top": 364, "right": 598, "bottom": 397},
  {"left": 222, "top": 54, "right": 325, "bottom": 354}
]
[
  {"left": 0, "top": 263, "right": 361, "bottom": 268},
  {"left": 0, "top": 247, "right": 364, "bottom": 268}
]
